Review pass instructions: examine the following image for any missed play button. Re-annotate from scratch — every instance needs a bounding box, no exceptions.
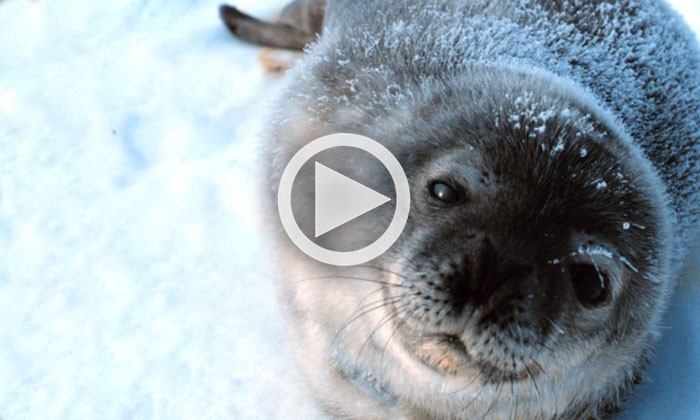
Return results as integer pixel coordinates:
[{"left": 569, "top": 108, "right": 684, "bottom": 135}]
[
  {"left": 314, "top": 162, "right": 391, "bottom": 237},
  {"left": 277, "top": 133, "right": 411, "bottom": 266}
]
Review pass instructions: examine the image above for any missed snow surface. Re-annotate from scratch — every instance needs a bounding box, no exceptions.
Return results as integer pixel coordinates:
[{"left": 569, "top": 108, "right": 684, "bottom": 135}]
[{"left": 0, "top": 0, "right": 697, "bottom": 419}]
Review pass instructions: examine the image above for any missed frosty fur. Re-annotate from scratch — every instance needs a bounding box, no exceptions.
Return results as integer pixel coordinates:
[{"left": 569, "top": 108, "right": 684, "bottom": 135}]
[{"left": 241, "top": 0, "right": 700, "bottom": 418}]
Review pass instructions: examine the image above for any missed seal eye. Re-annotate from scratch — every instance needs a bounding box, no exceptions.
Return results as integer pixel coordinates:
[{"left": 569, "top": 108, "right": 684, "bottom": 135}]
[
  {"left": 570, "top": 264, "right": 609, "bottom": 307},
  {"left": 429, "top": 181, "right": 460, "bottom": 204}
]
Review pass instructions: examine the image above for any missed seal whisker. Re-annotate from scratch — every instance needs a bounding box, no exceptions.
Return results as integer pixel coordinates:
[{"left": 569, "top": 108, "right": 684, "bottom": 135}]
[
  {"left": 524, "top": 362, "right": 545, "bottom": 415},
  {"left": 339, "top": 295, "right": 405, "bottom": 333},
  {"left": 509, "top": 376, "right": 520, "bottom": 420},
  {"left": 530, "top": 357, "right": 559, "bottom": 417},
  {"left": 456, "top": 368, "right": 496, "bottom": 414},
  {"left": 378, "top": 308, "right": 418, "bottom": 372},
  {"left": 356, "top": 264, "right": 415, "bottom": 281},
  {"left": 297, "top": 275, "right": 411, "bottom": 289},
  {"left": 358, "top": 301, "right": 413, "bottom": 358},
  {"left": 332, "top": 292, "right": 410, "bottom": 343},
  {"left": 478, "top": 380, "right": 505, "bottom": 420}
]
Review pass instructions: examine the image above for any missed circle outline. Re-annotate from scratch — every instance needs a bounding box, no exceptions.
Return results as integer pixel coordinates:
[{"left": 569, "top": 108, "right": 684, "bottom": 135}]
[{"left": 277, "top": 133, "right": 410, "bottom": 266}]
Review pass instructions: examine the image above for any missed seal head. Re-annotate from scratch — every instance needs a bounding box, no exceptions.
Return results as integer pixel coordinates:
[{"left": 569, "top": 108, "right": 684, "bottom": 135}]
[{"left": 266, "top": 67, "right": 673, "bottom": 418}]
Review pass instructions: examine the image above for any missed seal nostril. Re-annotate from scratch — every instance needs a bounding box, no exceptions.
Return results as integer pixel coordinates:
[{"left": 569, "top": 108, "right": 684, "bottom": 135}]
[
  {"left": 442, "top": 244, "right": 530, "bottom": 308},
  {"left": 473, "top": 244, "right": 530, "bottom": 303},
  {"left": 443, "top": 270, "right": 473, "bottom": 309}
]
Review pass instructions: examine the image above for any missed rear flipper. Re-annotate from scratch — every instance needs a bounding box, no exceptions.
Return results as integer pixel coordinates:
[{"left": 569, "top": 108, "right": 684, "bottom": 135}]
[
  {"left": 219, "top": 4, "right": 317, "bottom": 51},
  {"left": 220, "top": 2, "right": 326, "bottom": 72}
]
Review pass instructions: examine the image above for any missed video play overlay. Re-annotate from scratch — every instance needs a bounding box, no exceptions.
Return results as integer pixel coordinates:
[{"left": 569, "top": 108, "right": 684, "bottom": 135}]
[{"left": 278, "top": 134, "right": 410, "bottom": 266}]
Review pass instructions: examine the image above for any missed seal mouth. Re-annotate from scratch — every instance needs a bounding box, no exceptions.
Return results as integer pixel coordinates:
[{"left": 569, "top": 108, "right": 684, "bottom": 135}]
[
  {"left": 410, "top": 333, "right": 540, "bottom": 383},
  {"left": 412, "top": 334, "right": 472, "bottom": 375},
  {"left": 384, "top": 273, "right": 542, "bottom": 383}
]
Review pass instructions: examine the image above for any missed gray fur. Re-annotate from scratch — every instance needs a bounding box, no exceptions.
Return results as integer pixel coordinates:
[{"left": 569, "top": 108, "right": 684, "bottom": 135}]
[{"left": 246, "top": 0, "right": 700, "bottom": 418}]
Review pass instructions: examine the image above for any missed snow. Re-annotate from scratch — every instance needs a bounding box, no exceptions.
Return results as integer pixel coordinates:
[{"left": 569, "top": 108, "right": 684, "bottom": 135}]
[
  {"left": 0, "top": 0, "right": 697, "bottom": 419},
  {"left": 0, "top": 0, "right": 321, "bottom": 418}
]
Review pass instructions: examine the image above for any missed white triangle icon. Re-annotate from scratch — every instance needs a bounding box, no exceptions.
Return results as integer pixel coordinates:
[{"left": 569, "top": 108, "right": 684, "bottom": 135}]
[{"left": 314, "top": 162, "right": 391, "bottom": 237}]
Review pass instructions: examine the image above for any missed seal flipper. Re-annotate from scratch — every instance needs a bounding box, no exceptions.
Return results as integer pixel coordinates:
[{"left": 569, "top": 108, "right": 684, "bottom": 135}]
[
  {"left": 219, "top": 3, "right": 320, "bottom": 51},
  {"left": 278, "top": 0, "right": 326, "bottom": 37}
]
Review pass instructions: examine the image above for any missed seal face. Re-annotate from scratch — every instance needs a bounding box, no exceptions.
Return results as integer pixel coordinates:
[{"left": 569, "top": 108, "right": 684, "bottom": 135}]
[
  {"left": 222, "top": 0, "right": 700, "bottom": 417},
  {"left": 379, "top": 78, "right": 667, "bottom": 391},
  {"left": 384, "top": 102, "right": 663, "bottom": 414}
]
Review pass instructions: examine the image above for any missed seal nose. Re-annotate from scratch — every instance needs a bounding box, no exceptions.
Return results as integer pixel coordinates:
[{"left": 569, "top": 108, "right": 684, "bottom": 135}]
[
  {"left": 446, "top": 241, "right": 530, "bottom": 306},
  {"left": 475, "top": 245, "right": 526, "bottom": 301}
]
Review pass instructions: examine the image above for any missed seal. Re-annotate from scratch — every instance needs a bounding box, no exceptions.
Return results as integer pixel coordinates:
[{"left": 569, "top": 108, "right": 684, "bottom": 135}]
[{"left": 221, "top": 0, "right": 700, "bottom": 417}]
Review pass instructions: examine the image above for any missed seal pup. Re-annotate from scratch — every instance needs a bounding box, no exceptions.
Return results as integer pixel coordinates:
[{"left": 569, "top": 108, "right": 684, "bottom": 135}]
[{"left": 221, "top": 0, "right": 700, "bottom": 418}]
